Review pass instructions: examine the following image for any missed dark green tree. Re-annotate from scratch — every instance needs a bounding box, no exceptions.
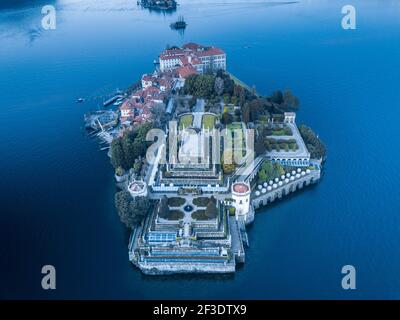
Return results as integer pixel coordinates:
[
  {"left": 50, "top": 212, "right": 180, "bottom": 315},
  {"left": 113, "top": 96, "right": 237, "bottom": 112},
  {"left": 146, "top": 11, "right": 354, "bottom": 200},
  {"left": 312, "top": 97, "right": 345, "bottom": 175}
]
[
  {"left": 115, "top": 191, "right": 151, "bottom": 229},
  {"left": 282, "top": 89, "right": 300, "bottom": 111},
  {"left": 299, "top": 124, "right": 326, "bottom": 159},
  {"left": 158, "top": 195, "right": 170, "bottom": 219},
  {"left": 221, "top": 111, "right": 233, "bottom": 125},
  {"left": 223, "top": 77, "right": 234, "bottom": 95},
  {"left": 205, "top": 200, "right": 218, "bottom": 219},
  {"left": 214, "top": 77, "right": 224, "bottom": 96},
  {"left": 270, "top": 90, "right": 284, "bottom": 104},
  {"left": 111, "top": 138, "right": 127, "bottom": 170}
]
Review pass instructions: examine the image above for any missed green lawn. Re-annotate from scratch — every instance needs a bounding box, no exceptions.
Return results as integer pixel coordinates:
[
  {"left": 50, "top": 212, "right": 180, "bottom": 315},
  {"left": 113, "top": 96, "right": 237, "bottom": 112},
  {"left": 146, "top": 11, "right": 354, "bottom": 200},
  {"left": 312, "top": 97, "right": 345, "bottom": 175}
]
[
  {"left": 202, "top": 114, "right": 216, "bottom": 130},
  {"left": 192, "top": 210, "right": 213, "bottom": 220},
  {"left": 192, "top": 197, "right": 210, "bottom": 207},
  {"left": 179, "top": 114, "right": 193, "bottom": 129},
  {"left": 167, "top": 197, "right": 186, "bottom": 207},
  {"left": 166, "top": 210, "right": 184, "bottom": 220}
]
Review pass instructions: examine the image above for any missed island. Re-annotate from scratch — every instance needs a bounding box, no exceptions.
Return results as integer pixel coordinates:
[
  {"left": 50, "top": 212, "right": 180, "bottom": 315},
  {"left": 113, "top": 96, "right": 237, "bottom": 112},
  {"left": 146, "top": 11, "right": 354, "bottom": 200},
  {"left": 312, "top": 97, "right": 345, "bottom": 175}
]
[
  {"left": 139, "top": 0, "right": 177, "bottom": 11},
  {"left": 85, "top": 42, "right": 326, "bottom": 275}
]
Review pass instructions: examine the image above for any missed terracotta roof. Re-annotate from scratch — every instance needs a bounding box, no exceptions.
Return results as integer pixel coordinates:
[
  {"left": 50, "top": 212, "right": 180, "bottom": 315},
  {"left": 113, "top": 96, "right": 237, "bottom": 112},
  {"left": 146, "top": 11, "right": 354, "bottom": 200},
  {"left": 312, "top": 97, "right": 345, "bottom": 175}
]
[
  {"left": 183, "top": 43, "right": 201, "bottom": 50},
  {"left": 176, "top": 65, "right": 197, "bottom": 78},
  {"left": 196, "top": 47, "right": 225, "bottom": 57},
  {"left": 141, "top": 74, "right": 153, "bottom": 81},
  {"left": 233, "top": 183, "right": 249, "bottom": 194}
]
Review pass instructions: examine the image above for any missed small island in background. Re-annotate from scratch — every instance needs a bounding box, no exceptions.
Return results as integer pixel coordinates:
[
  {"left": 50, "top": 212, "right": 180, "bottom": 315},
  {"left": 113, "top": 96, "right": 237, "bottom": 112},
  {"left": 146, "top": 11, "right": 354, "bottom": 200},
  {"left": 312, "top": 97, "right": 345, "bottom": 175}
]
[
  {"left": 138, "top": 0, "right": 177, "bottom": 12},
  {"left": 85, "top": 43, "right": 326, "bottom": 275}
]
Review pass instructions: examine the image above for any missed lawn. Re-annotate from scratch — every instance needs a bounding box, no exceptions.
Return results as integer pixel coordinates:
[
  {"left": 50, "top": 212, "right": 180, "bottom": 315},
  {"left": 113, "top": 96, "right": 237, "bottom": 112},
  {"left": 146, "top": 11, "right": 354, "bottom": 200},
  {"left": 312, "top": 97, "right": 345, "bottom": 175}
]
[
  {"left": 202, "top": 114, "right": 216, "bottom": 130},
  {"left": 179, "top": 114, "right": 193, "bottom": 129},
  {"left": 192, "top": 197, "right": 210, "bottom": 207},
  {"left": 166, "top": 210, "right": 184, "bottom": 220},
  {"left": 167, "top": 197, "right": 186, "bottom": 207},
  {"left": 191, "top": 210, "right": 213, "bottom": 220}
]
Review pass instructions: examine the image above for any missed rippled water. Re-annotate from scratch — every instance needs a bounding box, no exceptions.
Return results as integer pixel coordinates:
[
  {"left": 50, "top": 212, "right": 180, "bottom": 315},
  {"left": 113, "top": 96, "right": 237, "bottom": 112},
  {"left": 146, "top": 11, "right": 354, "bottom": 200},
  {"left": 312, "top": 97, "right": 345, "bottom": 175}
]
[{"left": 1, "top": 0, "right": 400, "bottom": 299}]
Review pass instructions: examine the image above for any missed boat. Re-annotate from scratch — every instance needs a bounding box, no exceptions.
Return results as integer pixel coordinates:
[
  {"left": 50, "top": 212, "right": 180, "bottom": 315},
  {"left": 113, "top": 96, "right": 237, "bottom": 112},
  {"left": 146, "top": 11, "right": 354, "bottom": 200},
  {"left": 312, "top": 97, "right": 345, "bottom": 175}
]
[
  {"left": 170, "top": 16, "right": 187, "bottom": 30},
  {"left": 76, "top": 98, "right": 85, "bottom": 103}
]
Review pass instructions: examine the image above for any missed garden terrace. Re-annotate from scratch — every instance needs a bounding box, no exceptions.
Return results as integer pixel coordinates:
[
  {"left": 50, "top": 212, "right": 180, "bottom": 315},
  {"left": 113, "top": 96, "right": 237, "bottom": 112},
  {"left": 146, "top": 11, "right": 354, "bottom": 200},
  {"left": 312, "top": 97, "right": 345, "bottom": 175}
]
[
  {"left": 193, "top": 197, "right": 211, "bottom": 207},
  {"left": 202, "top": 114, "right": 216, "bottom": 130},
  {"left": 265, "top": 138, "right": 299, "bottom": 152},
  {"left": 264, "top": 124, "right": 292, "bottom": 136},
  {"left": 179, "top": 114, "right": 193, "bottom": 129},
  {"left": 167, "top": 197, "right": 186, "bottom": 207},
  {"left": 166, "top": 210, "right": 185, "bottom": 220},
  {"left": 192, "top": 210, "right": 210, "bottom": 220}
]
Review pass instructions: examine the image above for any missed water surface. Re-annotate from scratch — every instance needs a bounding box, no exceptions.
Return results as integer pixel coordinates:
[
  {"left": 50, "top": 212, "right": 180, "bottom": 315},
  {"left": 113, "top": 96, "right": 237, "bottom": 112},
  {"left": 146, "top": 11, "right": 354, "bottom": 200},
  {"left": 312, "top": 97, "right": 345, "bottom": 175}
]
[{"left": 0, "top": 0, "right": 399, "bottom": 299}]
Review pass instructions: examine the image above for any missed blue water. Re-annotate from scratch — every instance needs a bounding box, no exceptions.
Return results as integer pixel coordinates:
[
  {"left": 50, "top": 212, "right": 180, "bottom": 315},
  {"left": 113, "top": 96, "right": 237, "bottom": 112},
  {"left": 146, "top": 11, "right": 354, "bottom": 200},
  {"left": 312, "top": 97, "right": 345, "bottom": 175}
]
[{"left": 1, "top": 0, "right": 399, "bottom": 299}]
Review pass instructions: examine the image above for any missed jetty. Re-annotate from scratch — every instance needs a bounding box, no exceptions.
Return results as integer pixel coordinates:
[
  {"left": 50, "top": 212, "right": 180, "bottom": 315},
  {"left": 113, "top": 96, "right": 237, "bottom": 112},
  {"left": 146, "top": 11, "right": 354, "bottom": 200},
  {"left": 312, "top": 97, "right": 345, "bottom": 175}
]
[{"left": 103, "top": 94, "right": 125, "bottom": 107}]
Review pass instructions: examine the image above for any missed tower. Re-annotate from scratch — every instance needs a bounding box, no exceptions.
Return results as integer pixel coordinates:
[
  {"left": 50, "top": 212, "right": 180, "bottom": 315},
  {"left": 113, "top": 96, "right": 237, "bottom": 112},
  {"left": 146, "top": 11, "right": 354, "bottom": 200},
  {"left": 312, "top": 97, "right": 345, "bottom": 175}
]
[{"left": 231, "top": 182, "right": 251, "bottom": 220}]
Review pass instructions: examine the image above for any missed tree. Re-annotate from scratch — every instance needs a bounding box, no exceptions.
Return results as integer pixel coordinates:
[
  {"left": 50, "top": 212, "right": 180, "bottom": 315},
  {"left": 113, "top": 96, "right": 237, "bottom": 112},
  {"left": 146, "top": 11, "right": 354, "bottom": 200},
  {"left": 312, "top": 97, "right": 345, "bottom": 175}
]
[
  {"left": 270, "top": 90, "right": 283, "bottom": 104},
  {"left": 209, "top": 195, "right": 216, "bottom": 204},
  {"left": 257, "top": 161, "right": 285, "bottom": 183},
  {"left": 248, "top": 98, "right": 267, "bottom": 122},
  {"left": 221, "top": 111, "right": 233, "bottom": 125},
  {"left": 158, "top": 195, "right": 169, "bottom": 219},
  {"left": 282, "top": 89, "right": 300, "bottom": 111},
  {"left": 111, "top": 138, "right": 127, "bottom": 170},
  {"left": 151, "top": 103, "right": 170, "bottom": 129},
  {"left": 110, "top": 122, "right": 154, "bottom": 171},
  {"left": 241, "top": 103, "right": 251, "bottom": 123},
  {"left": 183, "top": 74, "right": 198, "bottom": 95},
  {"left": 223, "top": 77, "right": 234, "bottom": 95},
  {"left": 197, "top": 74, "right": 215, "bottom": 98},
  {"left": 133, "top": 158, "right": 142, "bottom": 175},
  {"left": 183, "top": 74, "right": 215, "bottom": 98},
  {"left": 255, "top": 137, "right": 266, "bottom": 156},
  {"left": 216, "top": 69, "right": 226, "bottom": 78},
  {"left": 205, "top": 200, "right": 218, "bottom": 219},
  {"left": 115, "top": 191, "right": 151, "bottom": 229},
  {"left": 214, "top": 77, "right": 224, "bottom": 96},
  {"left": 122, "top": 131, "right": 139, "bottom": 169},
  {"left": 299, "top": 124, "right": 326, "bottom": 159},
  {"left": 130, "top": 197, "right": 152, "bottom": 226}
]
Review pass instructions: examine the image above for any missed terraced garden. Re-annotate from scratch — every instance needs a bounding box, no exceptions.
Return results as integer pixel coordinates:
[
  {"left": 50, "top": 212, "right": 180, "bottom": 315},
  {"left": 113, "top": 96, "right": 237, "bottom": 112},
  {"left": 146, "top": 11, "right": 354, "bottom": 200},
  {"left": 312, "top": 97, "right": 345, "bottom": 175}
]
[
  {"left": 201, "top": 114, "right": 216, "bottom": 130},
  {"left": 179, "top": 114, "right": 193, "bottom": 129}
]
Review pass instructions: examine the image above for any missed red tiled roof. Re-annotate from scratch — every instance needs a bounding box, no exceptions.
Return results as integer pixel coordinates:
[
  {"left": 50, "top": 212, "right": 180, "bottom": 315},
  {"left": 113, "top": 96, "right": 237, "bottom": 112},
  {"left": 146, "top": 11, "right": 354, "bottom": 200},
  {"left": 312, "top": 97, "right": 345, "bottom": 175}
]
[
  {"left": 176, "top": 65, "right": 197, "bottom": 78},
  {"left": 183, "top": 43, "right": 201, "bottom": 50},
  {"left": 233, "top": 183, "right": 249, "bottom": 193},
  {"left": 196, "top": 47, "right": 225, "bottom": 57},
  {"left": 160, "top": 48, "right": 186, "bottom": 60},
  {"left": 141, "top": 74, "right": 153, "bottom": 81},
  {"left": 190, "top": 57, "right": 202, "bottom": 65}
]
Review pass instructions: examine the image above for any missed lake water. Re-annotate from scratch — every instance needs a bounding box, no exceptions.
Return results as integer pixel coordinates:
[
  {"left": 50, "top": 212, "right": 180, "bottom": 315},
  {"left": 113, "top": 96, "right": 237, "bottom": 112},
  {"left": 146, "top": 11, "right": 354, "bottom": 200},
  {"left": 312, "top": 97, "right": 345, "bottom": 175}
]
[{"left": 1, "top": 0, "right": 399, "bottom": 299}]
